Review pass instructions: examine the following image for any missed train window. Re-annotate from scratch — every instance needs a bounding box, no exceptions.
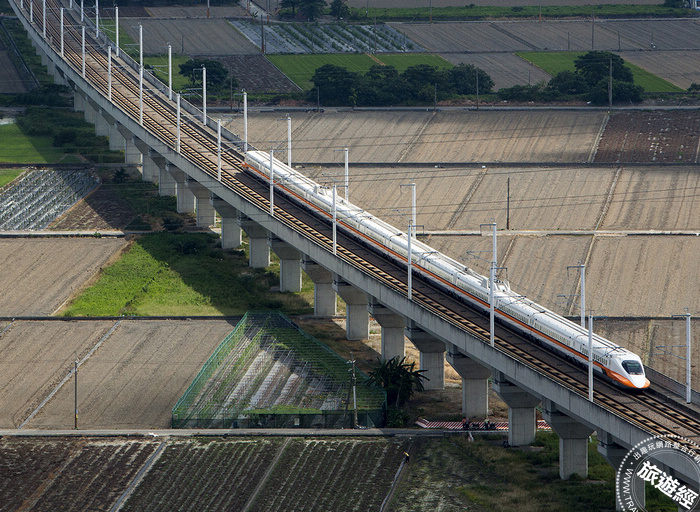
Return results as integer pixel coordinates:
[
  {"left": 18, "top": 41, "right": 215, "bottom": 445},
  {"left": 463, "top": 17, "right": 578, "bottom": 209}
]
[{"left": 622, "top": 360, "right": 643, "bottom": 375}]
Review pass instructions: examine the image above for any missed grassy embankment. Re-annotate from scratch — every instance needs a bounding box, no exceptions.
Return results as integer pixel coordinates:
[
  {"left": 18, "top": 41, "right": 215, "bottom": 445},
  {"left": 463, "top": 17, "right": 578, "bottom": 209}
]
[
  {"left": 266, "top": 53, "right": 452, "bottom": 91},
  {"left": 391, "top": 433, "right": 677, "bottom": 511},
  {"left": 0, "top": 169, "right": 23, "bottom": 187},
  {"left": 351, "top": 4, "right": 693, "bottom": 22},
  {"left": 517, "top": 51, "right": 684, "bottom": 93},
  {"left": 61, "top": 231, "right": 313, "bottom": 317}
]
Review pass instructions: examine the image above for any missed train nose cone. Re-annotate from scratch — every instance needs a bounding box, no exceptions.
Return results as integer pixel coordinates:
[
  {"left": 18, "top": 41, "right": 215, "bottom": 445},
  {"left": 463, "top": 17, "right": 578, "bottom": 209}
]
[{"left": 630, "top": 375, "right": 650, "bottom": 389}]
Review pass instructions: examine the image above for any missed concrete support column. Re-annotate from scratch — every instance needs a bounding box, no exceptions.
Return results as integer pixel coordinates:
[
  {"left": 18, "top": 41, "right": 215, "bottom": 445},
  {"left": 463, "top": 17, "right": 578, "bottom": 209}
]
[
  {"left": 542, "top": 400, "right": 594, "bottom": 480},
  {"left": 446, "top": 346, "right": 491, "bottom": 418},
  {"left": 268, "top": 238, "right": 302, "bottom": 292},
  {"left": 238, "top": 216, "right": 270, "bottom": 268},
  {"left": 211, "top": 197, "right": 242, "bottom": 249},
  {"left": 405, "top": 321, "right": 445, "bottom": 390},
  {"left": 104, "top": 116, "right": 125, "bottom": 152},
  {"left": 83, "top": 99, "right": 97, "bottom": 124},
  {"left": 187, "top": 179, "right": 216, "bottom": 228},
  {"left": 116, "top": 125, "right": 142, "bottom": 166},
  {"left": 46, "top": 59, "right": 55, "bottom": 77},
  {"left": 598, "top": 431, "right": 643, "bottom": 510},
  {"left": 168, "top": 166, "right": 195, "bottom": 213},
  {"left": 94, "top": 108, "right": 110, "bottom": 137},
  {"left": 142, "top": 149, "right": 164, "bottom": 185},
  {"left": 368, "top": 301, "right": 405, "bottom": 361},
  {"left": 73, "top": 89, "right": 86, "bottom": 113},
  {"left": 302, "top": 259, "right": 336, "bottom": 317},
  {"left": 160, "top": 163, "right": 177, "bottom": 197},
  {"left": 333, "top": 280, "right": 369, "bottom": 340},
  {"left": 493, "top": 373, "right": 540, "bottom": 446},
  {"left": 53, "top": 70, "right": 68, "bottom": 86}
]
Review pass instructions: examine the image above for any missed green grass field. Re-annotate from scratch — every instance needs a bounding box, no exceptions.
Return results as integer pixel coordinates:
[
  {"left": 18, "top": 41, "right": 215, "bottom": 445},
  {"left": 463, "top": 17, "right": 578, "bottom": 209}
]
[
  {"left": 144, "top": 54, "right": 191, "bottom": 93},
  {"left": 0, "top": 123, "right": 67, "bottom": 164},
  {"left": 351, "top": 4, "right": 691, "bottom": 22},
  {"left": 375, "top": 54, "right": 453, "bottom": 73},
  {"left": 267, "top": 53, "right": 453, "bottom": 91},
  {"left": 266, "top": 54, "right": 378, "bottom": 90},
  {"left": 517, "top": 51, "right": 683, "bottom": 93},
  {"left": 0, "top": 168, "right": 23, "bottom": 188},
  {"left": 61, "top": 232, "right": 314, "bottom": 317}
]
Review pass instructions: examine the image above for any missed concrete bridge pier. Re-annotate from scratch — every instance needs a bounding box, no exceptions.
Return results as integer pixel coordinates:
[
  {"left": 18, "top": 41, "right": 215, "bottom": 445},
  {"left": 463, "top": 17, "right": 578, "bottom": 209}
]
[
  {"left": 446, "top": 347, "right": 491, "bottom": 417},
  {"left": 302, "top": 259, "right": 336, "bottom": 317},
  {"left": 368, "top": 301, "right": 405, "bottom": 361},
  {"left": 83, "top": 98, "right": 97, "bottom": 124},
  {"left": 542, "top": 400, "right": 594, "bottom": 479},
  {"left": 493, "top": 373, "right": 540, "bottom": 446},
  {"left": 167, "top": 166, "right": 195, "bottom": 213},
  {"left": 333, "top": 279, "right": 369, "bottom": 340},
  {"left": 142, "top": 149, "right": 164, "bottom": 185},
  {"left": 268, "top": 237, "right": 302, "bottom": 292},
  {"left": 73, "top": 88, "right": 86, "bottom": 113},
  {"left": 187, "top": 179, "right": 216, "bottom": 228},
  {"left": 210, "top": 197, "right": 242, "bottom": 249},
  {"left": 405, "top": 321, "right": 445, "bottom": 390},
  {"left": 116, "top": 125, "right": 142, "bottom": 166},
  {"left": 94, "top": 107, "right": 110, "bottom": 137},
  {"left": 101, "top": 114, "right": 126, "bottom": 153},
  {"left": 160, "top": 162, "right": 178, "bottom": 197},
  {"left": 238, "top": 216, "right": 270, "bottom": 268},
  {"left": 598, "top": 431, "right": 644, "bottom": 510}
]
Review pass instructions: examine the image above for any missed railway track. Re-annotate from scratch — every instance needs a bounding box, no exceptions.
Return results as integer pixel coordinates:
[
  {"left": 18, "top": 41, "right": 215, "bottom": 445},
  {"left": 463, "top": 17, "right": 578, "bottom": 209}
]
[{"left": 19, "top": 0, "right": 700, "bottom": 446}]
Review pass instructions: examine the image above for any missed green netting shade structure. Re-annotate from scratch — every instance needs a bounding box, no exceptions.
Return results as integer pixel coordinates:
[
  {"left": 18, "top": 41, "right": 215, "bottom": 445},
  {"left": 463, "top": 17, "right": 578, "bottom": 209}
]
[{"left": 173, "top": 312, "right": 387, "bottom": 429}]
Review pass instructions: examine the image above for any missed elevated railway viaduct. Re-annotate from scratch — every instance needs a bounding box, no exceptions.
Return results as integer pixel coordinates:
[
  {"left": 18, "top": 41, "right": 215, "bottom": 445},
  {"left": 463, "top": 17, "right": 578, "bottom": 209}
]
[{"left": 9, "top": 0, "right": 700, "bottom": 503}]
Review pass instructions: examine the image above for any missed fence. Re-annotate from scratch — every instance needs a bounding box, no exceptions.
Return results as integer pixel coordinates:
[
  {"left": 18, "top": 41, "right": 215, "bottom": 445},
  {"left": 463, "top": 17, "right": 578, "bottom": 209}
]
[{"left": 172, "top": 311, "right": 387, "bottom": 429}]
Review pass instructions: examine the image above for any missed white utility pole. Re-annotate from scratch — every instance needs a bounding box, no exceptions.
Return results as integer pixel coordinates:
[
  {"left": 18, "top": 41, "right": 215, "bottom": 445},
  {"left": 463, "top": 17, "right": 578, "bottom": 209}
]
[
  {"left": 588, "top": 313, "right": 594, "bottom": 401},
  {"left": 269, "top": 149, "right": 274, "bottom": 216},
  {"left": 107, "top": 45, "right": 112, "bottom": 101},
  {"left": 80, "top": 0, "right": 83, "bottom": 22},
  {"left": 115, "top": 5, "right": 119, "bottom": 57},
  {"left": 407, "top": 219, "right": 413, "bottom": 300},
  {"left": 287, "top": 115, "right": 292, "bottom": 166},
  {"left": 243, "top": 90, "right": 248, "bottom": 153},
  {"left": 42, "top": 0, "right": 45, "bottom": 38},
  {"left": 489, "top": 222, "right": 497, "bottom": 347},
  {"left": 344, "top": 147, "right": 349, "bottom": 201},
  {"left": 167, "top": 44, "right": 172, "bottom": 100},
  {"left": 30, "top": 0, "right": 33, "bottom": 24},
  {"left": 176, "top": 93, "right": 181, "bottom": 153},
  {"left": 138, "top": 23, "right": 143, "bottom": 126},
  {"left": 95, "top": 0, "right": 99, "bottom": 37},
  {"left": 60, "top": 8, "right": 64, "bottom": 57},
  {"left": 202, "top": 65, "right": 207, "bottom": 125},
  {"left": 332, "top": 184, "right": 337, "bottom": 256},
  {"left": 217, "top": 119, "right": 222, "bottom": 181},
  {"left": 673, "top": 312, "right": 693, "bottom": 403},
  {"left": 81, "top": 25, "right": 86, "bottom": 78}
]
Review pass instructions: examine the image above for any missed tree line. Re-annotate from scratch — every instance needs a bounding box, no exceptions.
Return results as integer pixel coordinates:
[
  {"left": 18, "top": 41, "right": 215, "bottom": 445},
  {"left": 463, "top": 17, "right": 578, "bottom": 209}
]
[{"left": 310, "top": 63, "right": 494, "bottom": 107}]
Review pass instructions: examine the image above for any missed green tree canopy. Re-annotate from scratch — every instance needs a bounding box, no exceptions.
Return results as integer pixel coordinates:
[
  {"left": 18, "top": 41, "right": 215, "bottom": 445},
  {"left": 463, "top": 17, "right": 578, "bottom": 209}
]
[
  {"left": 179, "top": 59, "right": 234, "bottom": 92},
  {"left": 367, "top": 356, "right": 427, "bottom": 407},
  {"left": 329, "top": 0, "right": 349, "bottom": 19},
  {"left": 299, "top": 0, "right": 327, "bottom": 20},
  {"left": 574, "top": 51, "right": 633, "bottom": 87}
]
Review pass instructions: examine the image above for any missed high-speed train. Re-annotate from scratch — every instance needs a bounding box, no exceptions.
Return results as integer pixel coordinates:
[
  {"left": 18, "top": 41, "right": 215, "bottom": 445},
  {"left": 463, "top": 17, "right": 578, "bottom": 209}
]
[{"left": 244, "top": 150, "right": 650, "bottom": 391}]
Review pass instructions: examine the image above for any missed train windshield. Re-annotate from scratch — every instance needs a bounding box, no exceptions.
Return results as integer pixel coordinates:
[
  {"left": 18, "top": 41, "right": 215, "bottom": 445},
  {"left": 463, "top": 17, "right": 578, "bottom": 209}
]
[{"left": 622, "top": 360, "right": 644, "bottom": 375}]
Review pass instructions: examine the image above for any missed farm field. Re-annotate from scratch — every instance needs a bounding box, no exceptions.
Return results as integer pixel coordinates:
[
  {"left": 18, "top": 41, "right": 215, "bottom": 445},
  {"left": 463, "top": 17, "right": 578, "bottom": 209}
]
[
  {"left": 517, "top": 51, "right": 683, "bottom": 93},
  {"left": 239, "top": 110, "right": 604, "bottom": 164},
  {"left": 219, "top": 55, "right": 301, "bottom": 93},
  {"left": 21, "top": 319, "right": 238, "bottom": 429},
  {"left": 122, "top": 19, "right": 257, "bottom": 55},
  {"left": 0, "top": 50, "right": 28, "bottom": 94},
  {"left": 595, "top": 110, "right": 700, "bottom": 163},
  {"left": 443, "top": 52, "right": 550, "bottom": 89},
  {"left": 0, "top": 123, "right": 67, "bottom": 164},
  {"left": 347, "top": 0, "right": 659, "bottom": 6},
  {"left": 0, "top": 237, "right": 127, "bottom": 315},
  {"left": 620, "top": 50, "right": 700, "bottom": 89}
]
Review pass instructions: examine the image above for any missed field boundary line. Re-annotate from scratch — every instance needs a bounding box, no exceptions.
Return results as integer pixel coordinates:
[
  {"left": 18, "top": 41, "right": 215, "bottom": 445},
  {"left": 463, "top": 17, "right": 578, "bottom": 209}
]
[
  {"left": 380, "top": 440, "right": 415, "bottom": 512},
  {"left": 18, "top": 320, "right": 122, "bottom": 429},
  {"left": 588, "top": 110, "right": 610, "bottom": 163},
  {"left": 241, "top": 437, "right": 292, "bottom": 512},
  {"left": 110, "top": 439, "right": 168, "bottom": 512}
]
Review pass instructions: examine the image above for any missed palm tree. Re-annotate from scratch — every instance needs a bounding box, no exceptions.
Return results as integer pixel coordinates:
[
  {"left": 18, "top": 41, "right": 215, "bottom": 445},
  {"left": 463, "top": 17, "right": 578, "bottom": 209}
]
[{"left": 367, "top": 356, "right": 428, "bottom": 408}]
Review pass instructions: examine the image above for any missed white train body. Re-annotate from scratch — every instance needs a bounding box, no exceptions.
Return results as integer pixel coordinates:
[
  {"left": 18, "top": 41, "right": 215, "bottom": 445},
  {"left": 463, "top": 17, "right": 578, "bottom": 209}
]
[{"left": 244, "top": 150, "right": 650, "bottom": 390}]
